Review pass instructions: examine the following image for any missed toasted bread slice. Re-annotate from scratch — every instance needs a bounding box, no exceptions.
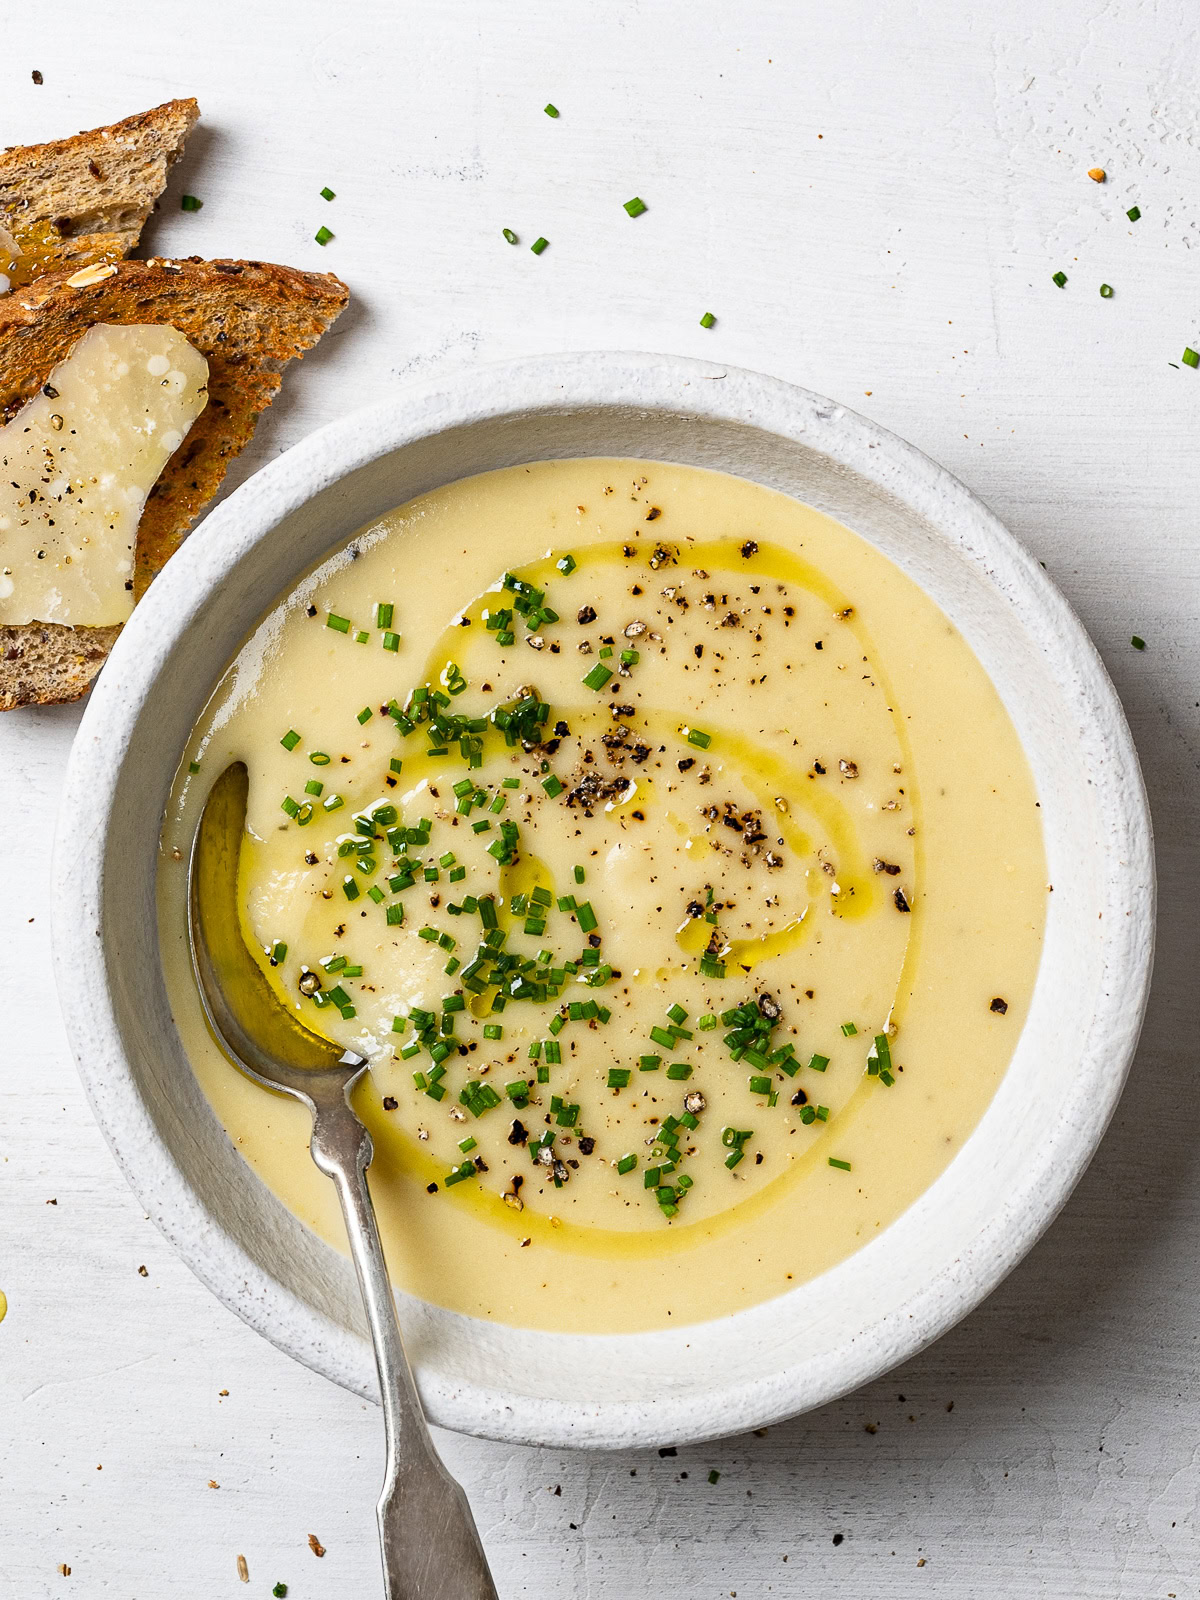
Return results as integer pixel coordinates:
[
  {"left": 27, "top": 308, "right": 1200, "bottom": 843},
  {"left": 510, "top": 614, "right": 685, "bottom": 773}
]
[
  {"left": 0, "top": 257, "right": 348, "bottom": 709},
  {"left": 0, "top": 99, "right": 199, "bottom": 286}
]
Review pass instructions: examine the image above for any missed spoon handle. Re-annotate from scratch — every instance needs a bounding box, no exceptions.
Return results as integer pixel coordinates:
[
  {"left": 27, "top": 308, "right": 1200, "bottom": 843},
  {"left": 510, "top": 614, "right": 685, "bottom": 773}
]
[{"left": 311, "top": 1097, "right": 500, "bottom": 1600}]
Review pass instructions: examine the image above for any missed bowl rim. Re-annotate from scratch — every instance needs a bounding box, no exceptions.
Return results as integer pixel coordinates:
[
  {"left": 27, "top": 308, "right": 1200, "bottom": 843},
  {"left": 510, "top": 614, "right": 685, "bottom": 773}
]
[{"left": 52, "top": 350, "right": 1155, "bottom": 1448}]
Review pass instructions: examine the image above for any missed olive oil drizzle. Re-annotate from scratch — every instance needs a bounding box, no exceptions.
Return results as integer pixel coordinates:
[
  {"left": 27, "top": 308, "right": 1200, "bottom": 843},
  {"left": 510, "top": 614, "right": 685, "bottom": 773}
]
[{"left": 236, "top": 533, "right": 924, "bottom": 1254}]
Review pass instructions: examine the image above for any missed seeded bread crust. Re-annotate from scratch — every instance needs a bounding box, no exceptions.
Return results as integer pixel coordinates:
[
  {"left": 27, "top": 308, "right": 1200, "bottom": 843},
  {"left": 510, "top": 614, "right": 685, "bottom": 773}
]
[
  {"left": 0, "top": 257, "right": 348, "bottom": 709},
  {"left": 0, "top": 99, "right": 200, "bottom": 282}
]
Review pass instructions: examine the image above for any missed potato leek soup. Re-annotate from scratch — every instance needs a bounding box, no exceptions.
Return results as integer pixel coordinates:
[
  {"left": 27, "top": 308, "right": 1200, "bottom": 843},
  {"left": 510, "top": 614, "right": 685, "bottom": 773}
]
[{"left": 159, "top": 458, "right": 1046, "bottom": 1334}]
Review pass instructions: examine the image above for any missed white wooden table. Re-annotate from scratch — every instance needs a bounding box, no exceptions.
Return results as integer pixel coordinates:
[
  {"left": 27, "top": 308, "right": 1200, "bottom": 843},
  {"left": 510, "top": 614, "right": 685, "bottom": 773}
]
[{"left": 3, "top": 3, "right": 1197, "bottom": 1595}]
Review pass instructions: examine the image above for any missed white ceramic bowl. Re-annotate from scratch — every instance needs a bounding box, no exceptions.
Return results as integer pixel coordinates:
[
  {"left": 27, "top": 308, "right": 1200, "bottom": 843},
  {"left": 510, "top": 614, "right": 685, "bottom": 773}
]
[{"left": 52, "top": 352, "right": 1154, "bottom": 1450}]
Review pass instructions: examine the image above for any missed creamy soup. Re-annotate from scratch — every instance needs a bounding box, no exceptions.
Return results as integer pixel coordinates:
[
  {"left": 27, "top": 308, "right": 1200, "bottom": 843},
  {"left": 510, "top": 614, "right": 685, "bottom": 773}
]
[{"left": 158, "top": 459, "right": 1046, "bottom": 1334}]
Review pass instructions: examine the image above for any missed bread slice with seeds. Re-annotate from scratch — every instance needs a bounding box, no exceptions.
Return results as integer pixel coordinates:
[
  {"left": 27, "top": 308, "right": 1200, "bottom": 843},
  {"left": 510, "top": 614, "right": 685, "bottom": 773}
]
[
  {"left": 0, "top": 99, "right": 199, "bottom": 287},
  {"left": 0, "top": 257, "right": 348, "bottom": 709}
]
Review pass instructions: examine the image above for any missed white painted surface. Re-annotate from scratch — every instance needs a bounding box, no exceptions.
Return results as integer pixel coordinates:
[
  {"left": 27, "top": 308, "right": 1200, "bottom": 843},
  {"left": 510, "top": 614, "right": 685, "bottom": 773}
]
[{"left": 1, "top": 2, "right": 1196, "bottom": 1595}]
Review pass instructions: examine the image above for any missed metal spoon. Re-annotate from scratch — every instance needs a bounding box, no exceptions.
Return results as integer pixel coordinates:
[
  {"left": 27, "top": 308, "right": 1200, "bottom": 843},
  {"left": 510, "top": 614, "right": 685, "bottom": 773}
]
[{"left": 189, "top": 761, "right": 499, "bottom": 1600}]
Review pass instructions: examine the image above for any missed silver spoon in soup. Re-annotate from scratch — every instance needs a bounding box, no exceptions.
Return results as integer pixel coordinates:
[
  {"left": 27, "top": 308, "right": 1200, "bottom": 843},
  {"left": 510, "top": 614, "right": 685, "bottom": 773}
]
[{"left": 189, "top": 760, "right": 498, "bottom": 1600}]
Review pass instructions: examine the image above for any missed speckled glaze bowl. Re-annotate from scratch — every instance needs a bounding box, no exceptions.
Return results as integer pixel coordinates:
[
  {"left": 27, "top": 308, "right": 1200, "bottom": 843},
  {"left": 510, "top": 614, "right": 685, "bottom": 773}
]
[{"left": 52, "top": 353, "right": 1154, "bottom": 1450}]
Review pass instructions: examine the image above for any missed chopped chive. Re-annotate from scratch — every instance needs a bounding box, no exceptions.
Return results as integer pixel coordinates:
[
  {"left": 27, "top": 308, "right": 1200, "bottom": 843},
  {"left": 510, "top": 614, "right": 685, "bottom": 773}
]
[
  {"left": 280, "top": 795, "right": 299, "bottom": 818},
  {"left": 188, "top": 760, "right": 201, "bottom": 774},
  {"left": 357, "top": 705, "right": 373, "bottom": 724},
  {"left": 574, "top": 864, "right": 585, "bottom": 883},
  {"left": 326, "top": 613, "right": 351, "bottom": 633},
  {"left": 808, "top": 1053, "right": 830, "bottom": 1073},
  {"left": 544, "top": 103, "right": 560, "bottom": 118},
  {"left": 685, "top": 727, "right": 711, "bottom": 749},
  {"left": 323, "top": 794, "right": 344, "bottom": 812},
  {"left": 828, "top": 1157, "right": 852, "bottom": 1172},
  {"left": 617, "top": 1153, "right": 637, "bottom": 1175},
  {"left": 304, "top": 779, "right": 324, "bottom": 797},
  {"left": 582, "top": 663, "right": 613, "bottom": 691},
  {"left": 376, "top": 602, "right": 394, "bottom": 628},
  {"left": 320, "top": 186, "right": 335, "bottom": 201},
  {"left": 639, "top": 1055, "right": 661, "bottom": 1071},
  {"left": 556, "top": 553, "right": 577, "bottom": 575},
  {"left": 270, "top": 941, "right": 287, "bottom": 964},
  {"left": 576, "top": 901, "right": 598, "bottom": 933},
  {"left": 483, "top": 1023, "right": 502, "bottom": 1040},
  {"left": 1131, "top": 635, "right": 1146, "bottom": 650},
  {"left": 700, "top": 311, "right": 716, "bottom": 329},
  {"left": 503, "top": 227, "right": 518, "bottom": 244},
  {"left": 707, "top": 1471, "right": 720, "bottom": 1485},
  {"left": 1183, "top": 348, "right": 1199, "bottom": 369},
  {"left": 1099, "top": 283, "right": 1114, "bottom": 298},
  {"left": 667, "top": 1003, "right": 688, "bottom": 1025},
  {"left": 1126, "top": 205, "right": 1141, "bottom": 221},
  {"left": 1052, "top": 270, "right": 1067, "bottom": 287},
  {"left": 180, "top": 194, "right": 202, "bottom": 211},
  {"left": 666, "top": 1063, "right": 692, "bottom": 1080},
  {"left": 310, "top": 751, "right": 331, "bottom": 765},
  {"left": 280, "top": 729, "right": 301, "bottom": 751},
  {"left": 623, "top": 196, "right": 647, "bottom": 217},
  {"left": 840, "top": 1021, "right": 857, "bottom": 1037},
  {"left": 725, "top": 1148, "right": 745, "bottom": 1169},
  {"left": 531, "top": 236, "right": 549, "bottom": 255},
  {"left": 355, "top": 630, "right": 370, "bottom": 644},
  {"left": 342, "top": 876, "right": 360, "bottom": 901},
  {"left": 541, "top": 775, "right": 564, "bottom": 798},
  {"left": 608, "top": 1068, "right": 631, "bottom": 1089},
  {"left": 315, "top": 225, "right": 334, "bottom": 246}
]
